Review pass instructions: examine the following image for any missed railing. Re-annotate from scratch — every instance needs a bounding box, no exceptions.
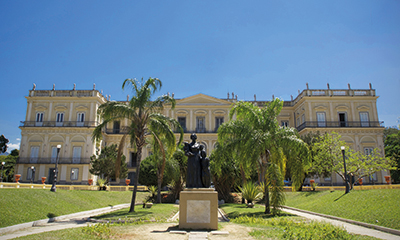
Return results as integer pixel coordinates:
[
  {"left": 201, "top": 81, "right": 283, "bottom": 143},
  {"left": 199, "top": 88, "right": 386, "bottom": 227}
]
[
  {"left": 104, "top": 127, "right": 130, "bottom": 134},
  {"left": 283, "top": 184, "right": 400, "bottom": 192},
  {"left": 296, "top": 121, "right": 383, "bottom": 132},
  {"left": 17, "top": 157, "right": 91, "bottom": 164},
  {"left": 20, "top": 121, "right": 98, "bottom": 127},
  {"left": 29, "top": 90, "right": 103, "bottom": 98},
  {"left": 0, "top": 182, "right": 148, "bottom": 191}
]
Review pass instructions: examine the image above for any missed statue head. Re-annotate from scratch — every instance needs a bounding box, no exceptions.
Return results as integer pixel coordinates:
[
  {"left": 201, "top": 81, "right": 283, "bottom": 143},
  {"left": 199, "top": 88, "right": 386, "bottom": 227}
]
[{"left": 190, "top": 133, "right": 197, "bottom": 141}]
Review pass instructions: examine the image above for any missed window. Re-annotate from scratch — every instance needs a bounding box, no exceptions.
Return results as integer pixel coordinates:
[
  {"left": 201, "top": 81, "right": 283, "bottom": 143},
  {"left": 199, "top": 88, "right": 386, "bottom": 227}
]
[
  {"left": 113, "top": 121, "right": 120, "bottom": 134},
  {"left": 178, "top": 117, "right": 186, "bottom": 131},
  {"left": 316, "top": 112, "right": 326, "bottom": 127},
  {"left": 35, "top": 112, "right": 44, "bottom": 126},
  {"left": 27, "top": 167, "right": 35, "bottom": 180},
  {"left": 360, "top": 112, "right": 369, "bottom": 127},
  {"left": 364, "top": 147, "right": 373, "bottom": 156},
  {"left": 30, "top": 146, "right": 39, "bottom": 163},
  {"left": 77, "top": 112, "right": 85, "bottom": 126},
  {"left": 296, "top": 118, "right": 300, "bottom": 127},
  {"left": 72, "top": 147, "right": 81, "bottom": 163},
  {"left": 301, "top": 114, "right": 305, "bottom": 124},
  {"left": 71, "top": 168, "right": 79, "bottom": 180},
  {"left": 338, "top": 113, "right": 347, "bottom": 127},
  {"left": 56, "top": 112, "right": 64, "bottom": 126},
  {"left": 36, "top": 112, "right": 44, "bottom": 122},
  {"left": 281, "top": 121, "right": 289, "bottom": 127},
  {"left": 215, "top": 117, "right": 224, "bottom": 131},
  {"left": 196, "top": 117, "right": 205, "bottom": 133},
  {"left": 51, "top": 147, "right": 58, "bottom": 163}
]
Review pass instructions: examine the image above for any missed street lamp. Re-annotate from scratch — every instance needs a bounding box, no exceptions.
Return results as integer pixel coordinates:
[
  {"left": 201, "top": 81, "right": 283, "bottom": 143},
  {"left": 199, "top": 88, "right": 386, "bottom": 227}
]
[
  {"left": 1, "top": 161, "right": 5, "bottom": 183},
  {"left": 341, "top": 146, "right": 350, "bottom": 194},
  {"left": 50, "top": 145, "right": 61, "bottom": 192},
  {"left": 30, "top": 166, "right": 36, "bottom": 184}
]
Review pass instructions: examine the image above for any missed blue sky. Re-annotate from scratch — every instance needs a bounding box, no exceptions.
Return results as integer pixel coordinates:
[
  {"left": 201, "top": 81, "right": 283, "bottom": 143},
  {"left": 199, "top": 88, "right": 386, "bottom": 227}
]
[{"left": 1, "top": 1, "right": 399, "bottom": 152}]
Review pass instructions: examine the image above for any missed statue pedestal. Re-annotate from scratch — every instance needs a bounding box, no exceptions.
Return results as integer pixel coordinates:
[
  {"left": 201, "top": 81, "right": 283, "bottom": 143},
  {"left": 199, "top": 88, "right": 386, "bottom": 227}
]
[{"left": 179, "top": 188, "right": 218, "bottom": 230}]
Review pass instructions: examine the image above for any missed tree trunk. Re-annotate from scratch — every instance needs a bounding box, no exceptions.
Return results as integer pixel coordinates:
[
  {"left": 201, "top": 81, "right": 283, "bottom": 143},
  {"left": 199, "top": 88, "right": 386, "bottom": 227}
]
[
  {"left": 264, "top": 178, "right": 270, "bottom": 214},
  {"left": 240, "top": 166, "right": 246, "bottom": 204},
  {"left": 129, "top": 148, "right": 142, "bottom": 212},
  {"left": 157, "top": 169, "right": 162, "bottom": 203}
]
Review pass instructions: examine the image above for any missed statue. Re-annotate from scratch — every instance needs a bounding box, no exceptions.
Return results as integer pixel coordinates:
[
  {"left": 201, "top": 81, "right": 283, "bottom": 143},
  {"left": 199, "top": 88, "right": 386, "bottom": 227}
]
[
  {"left": 200, "top": 145, "right": 211, "bottom": 188},
  {"left": 184, "top": 133, "right": 211, "bottom": 188}
]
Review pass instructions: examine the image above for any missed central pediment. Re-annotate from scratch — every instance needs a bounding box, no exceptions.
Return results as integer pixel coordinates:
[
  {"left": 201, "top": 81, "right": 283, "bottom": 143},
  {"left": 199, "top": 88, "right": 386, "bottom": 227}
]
[{"left": 176, "top": 93, "right": 232, "bottom": 106}]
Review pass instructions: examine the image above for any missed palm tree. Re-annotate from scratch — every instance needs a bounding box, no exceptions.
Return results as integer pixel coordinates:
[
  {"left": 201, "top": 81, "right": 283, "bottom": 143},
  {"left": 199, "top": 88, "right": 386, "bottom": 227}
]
[
  {"left": 218, "top": 99, "right": 309, "bottom": 214},
  {"left": 93, "top": 77, "right": 183, "bottom": 212}
]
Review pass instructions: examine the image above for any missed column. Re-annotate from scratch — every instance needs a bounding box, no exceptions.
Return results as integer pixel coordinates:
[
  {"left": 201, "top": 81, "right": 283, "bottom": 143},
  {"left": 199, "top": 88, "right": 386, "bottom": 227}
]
[
  {"left": 190, "top": 110, "right": 193, "bottom": 131},
  {"left": 48, "top": 102, "right": 53, "bottom": 121},
  {"left": 68, "top": 102, "right": 73, "bottom": 121},
  {"left": 208, "top": 110, "right": 212, "bottom": 131}
]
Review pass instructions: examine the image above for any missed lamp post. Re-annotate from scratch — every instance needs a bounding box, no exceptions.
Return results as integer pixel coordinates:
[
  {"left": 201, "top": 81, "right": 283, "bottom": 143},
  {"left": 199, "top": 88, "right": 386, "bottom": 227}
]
[
  {"left": 341, "top": 146, "right": 350, "bottom": 194},
  {"left": 1, "top": 161, "right": 5, "bottom": 183},
  {"left": 30, "top": 166, "right": 36, "bottom": 184},
  {"left": 50, "top": 145, "right": 61, "bottom": 192}
]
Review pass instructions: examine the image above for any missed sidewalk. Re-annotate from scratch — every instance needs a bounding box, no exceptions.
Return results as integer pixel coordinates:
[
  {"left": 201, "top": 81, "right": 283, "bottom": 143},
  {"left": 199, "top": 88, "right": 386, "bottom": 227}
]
[{"left": 282, "top": 207, "right": 400, "bottom": 240}]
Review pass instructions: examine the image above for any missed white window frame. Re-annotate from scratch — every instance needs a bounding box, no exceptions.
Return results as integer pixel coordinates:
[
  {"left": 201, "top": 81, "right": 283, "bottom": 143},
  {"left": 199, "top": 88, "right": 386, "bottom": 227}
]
[
  {"left": 316, "top": 112, "right": 326, "bottom": 127},
  {"left": 71, "top": 168, "right": 79, "bottom": 180},
  {"left": 35, "top": 112, "right": 44, "bottom": 126},
  {"left": 30, "top": 146, "right": 39, "bottom": 163},
  {"left": 281, "top": 121, "right": 289, "bottom": 127},
  {"left": 196, "top": 116, "right": 205, "bottom": 132},
  {"left": 360, "top": 112, "right": 369, "bottom": 127},
  {"left": 215, "top": 117, "right": 224, "bottom": 130},
  {"left": 72, "top": 147, "right": 82, "bottom": 163},
  {"left": 77, "top": 112, "right": 85, "bottom": 126},
  {"left": 56, "top": 112, "right": 64, "bottom": 126},
  {"left": 51, "top": 146, "right": 58, "bottom": 163}
]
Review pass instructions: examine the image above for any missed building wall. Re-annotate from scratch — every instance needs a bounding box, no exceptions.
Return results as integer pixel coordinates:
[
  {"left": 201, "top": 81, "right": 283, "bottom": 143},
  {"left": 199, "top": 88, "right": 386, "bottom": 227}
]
[{"left": 16, "top": 85, "right": 387, "bottom": 185}]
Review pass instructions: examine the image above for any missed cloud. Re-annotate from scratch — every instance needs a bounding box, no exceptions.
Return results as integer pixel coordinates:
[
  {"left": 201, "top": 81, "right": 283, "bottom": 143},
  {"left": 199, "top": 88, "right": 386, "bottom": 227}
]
[{"left": 6, "top": 140, "right": 20, "bottom": 153}]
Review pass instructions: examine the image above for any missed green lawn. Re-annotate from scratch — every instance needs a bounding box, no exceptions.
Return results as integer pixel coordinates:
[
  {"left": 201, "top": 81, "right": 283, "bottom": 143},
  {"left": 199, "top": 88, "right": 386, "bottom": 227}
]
[
  {"left": 220, "top": 203, "right": 377, "bottom": 240},
  {"left": 0, "top": 189, "right": 147, "bottom": 228},
  {"left": 285, "top": 189, "right": 400, "bottom": 230}
]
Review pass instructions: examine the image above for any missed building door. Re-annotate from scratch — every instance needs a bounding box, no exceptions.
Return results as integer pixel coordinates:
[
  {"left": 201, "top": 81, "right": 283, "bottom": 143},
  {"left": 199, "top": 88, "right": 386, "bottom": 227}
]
[
  {"left": 127, "top": 172, "right": 135, "bottom": 186},
  {"left": 339, "top": 113, "right": 347, "bottom": 127},
  {"left": 113, "top": 121, "right": 120, "bottom": 134}
]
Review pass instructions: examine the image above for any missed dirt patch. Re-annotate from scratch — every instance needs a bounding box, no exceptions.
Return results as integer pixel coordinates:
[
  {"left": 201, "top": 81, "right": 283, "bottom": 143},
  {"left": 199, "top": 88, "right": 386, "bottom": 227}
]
[{"left": 111, "top": 222, "right": 254, "bottom": 240}]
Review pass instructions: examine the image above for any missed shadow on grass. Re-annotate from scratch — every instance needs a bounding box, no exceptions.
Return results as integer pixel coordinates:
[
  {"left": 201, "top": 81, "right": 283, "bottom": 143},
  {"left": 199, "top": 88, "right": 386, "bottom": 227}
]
[
  {"left": 334, "top": 193, "right": 346, "bottom": 202},
  {"left": 224, "top": 204, "right": 296, "bottom": 220}
]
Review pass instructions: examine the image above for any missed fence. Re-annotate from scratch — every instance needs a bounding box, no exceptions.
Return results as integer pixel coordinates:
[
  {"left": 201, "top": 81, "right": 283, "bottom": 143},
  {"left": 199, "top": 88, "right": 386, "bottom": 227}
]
[
  {"left": 0, "top": 182, "right": 148, "bottom": 191},
  {"left": 283, "top": 184, "right": 400, "bottom": 192}
]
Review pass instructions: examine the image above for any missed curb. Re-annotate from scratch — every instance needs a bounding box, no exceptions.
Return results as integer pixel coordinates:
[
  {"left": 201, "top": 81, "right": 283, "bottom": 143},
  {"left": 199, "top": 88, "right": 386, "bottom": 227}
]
[
  {"left": 0, "top": 203, "right": 132, "bottom": 235},
  {"left": 283, "top": 206, "right": 400, "bottom": 237}
]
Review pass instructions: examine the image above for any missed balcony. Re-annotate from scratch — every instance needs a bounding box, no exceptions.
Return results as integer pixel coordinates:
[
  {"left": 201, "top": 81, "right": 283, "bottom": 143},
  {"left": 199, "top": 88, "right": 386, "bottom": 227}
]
[
  {"left": 17, "top": 157, "right": 91, "bottom": 164},
  {"left": 20, "top": 121, "right": 98, "bottom": 128},
  {"left": 296, "top": 121, "right": 384, "bottom": 132},
  {"left": 105, "top": 127, "right": 130, "bottom": 134}
]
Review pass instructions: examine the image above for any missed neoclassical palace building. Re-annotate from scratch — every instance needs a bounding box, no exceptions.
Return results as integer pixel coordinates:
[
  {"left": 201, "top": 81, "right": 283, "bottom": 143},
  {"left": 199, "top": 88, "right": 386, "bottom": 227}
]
[{"left": 16, "top": 83, "right": 387, "bottom": 186}]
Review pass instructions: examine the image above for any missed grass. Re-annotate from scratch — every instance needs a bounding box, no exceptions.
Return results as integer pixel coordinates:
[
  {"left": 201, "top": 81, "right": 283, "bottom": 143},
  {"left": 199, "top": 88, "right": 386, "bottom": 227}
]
[
  {"left": 13, "top": 204, "right": 179, "bottom": 240},
  {"left": 221, "top": 203, "right": 377, "bottom": 240},
  {"left": 285, "top": 189, "right": 400, "bottom": 230},
  {"left": 0, "top": 189, "right": 147, "bottom": 228}
]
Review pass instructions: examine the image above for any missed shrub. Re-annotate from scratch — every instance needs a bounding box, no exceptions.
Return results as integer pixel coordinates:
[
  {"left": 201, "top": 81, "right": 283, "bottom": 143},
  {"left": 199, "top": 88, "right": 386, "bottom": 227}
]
[{"left": 239, "top": 182, "right": 262, "bottom": 204}]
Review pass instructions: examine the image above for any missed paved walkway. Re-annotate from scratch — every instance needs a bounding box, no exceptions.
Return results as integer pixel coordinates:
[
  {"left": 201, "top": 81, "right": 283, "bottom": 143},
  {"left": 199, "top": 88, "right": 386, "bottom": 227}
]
[{"left": 1, "top": 205, "right": 399, "bottom": 240}]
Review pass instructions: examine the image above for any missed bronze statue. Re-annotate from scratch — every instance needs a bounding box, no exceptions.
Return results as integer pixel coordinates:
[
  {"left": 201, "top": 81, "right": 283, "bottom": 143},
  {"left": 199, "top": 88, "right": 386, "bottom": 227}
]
[{"left": 184, "top": 133, "right": 211, "bottom": 188}]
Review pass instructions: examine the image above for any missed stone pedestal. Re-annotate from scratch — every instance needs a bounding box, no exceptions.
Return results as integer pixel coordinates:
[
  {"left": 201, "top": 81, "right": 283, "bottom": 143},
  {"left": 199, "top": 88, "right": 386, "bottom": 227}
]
[{"left": 179, "top": 188, "right": 218, "bottom": 230}]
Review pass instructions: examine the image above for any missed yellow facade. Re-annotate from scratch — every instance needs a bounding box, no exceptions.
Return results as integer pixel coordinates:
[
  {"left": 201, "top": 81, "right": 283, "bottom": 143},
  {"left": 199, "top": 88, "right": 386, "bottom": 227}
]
[{"left": 16, "top": 84, "right": 387, "bottom": 185}]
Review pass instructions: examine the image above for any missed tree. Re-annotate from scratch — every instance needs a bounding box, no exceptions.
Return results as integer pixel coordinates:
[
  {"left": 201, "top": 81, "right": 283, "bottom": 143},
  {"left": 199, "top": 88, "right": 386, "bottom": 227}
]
[
  {"left": 385, "top": 130, "right": 400, "bottom": 183},
  {"left": 93, "top": 77, "right": 183, "bottom": 212},
  {"left": 89, "top": 144, "right": 128, "bottom": 182},
  {"left": 0, "top": 135, "right": 9, "bottom": 153},
  {"left": 217, "top": 99, "right": 310, "bottom": 214},
  {"left": 312, "top": 132, "right": 395, "bottom": 187},
  {"left": 0, "top": 151, "right": 18, "bottom": 182}
]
